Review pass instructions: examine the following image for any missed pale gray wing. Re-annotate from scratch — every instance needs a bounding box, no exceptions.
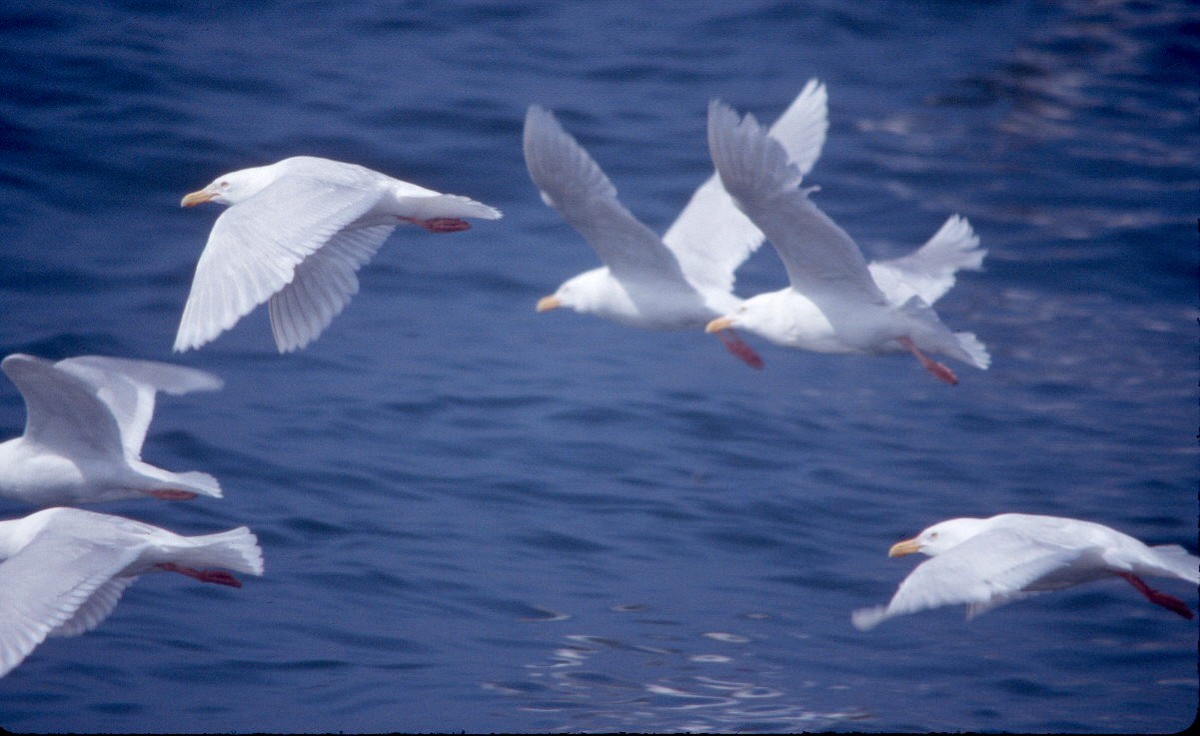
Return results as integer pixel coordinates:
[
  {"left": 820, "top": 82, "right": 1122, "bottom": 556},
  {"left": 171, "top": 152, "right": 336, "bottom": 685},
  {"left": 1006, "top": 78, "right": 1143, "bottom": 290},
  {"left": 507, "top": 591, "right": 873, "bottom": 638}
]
[
  {"left": 48, "top": 578, "right": 136, "bottom": 638},
  {"left": 54, "top": 356, "right": 222, "bottom": 457},
  {"left": 707, "top": 101, "right": 888, "bottom": 310},
  {"left": 174, "top": 174, "right": 387, "bottom": 352},
  {"left": 0, "top": 527, "right": 137, "bottom": 677},
  {"left": 267, "top": 224, "right": 395, "bottom": 353},
  {"left": 852, "top": 530, "right": 1092, "bottom": 630},
  {"left": 0, "top": 354, "right": 124, "bottom": 459},
  {"left": 664, "top": 80, "right": 828, "bottom": 292},
  {"left": 867, "top": 215, "right": 985, "bottom": 306},
  {"left": 523, "top": 105, "right": 686, "bottom": 283},
  {"left": 766, "top": 79, "right": 830, "bottom": 179}
]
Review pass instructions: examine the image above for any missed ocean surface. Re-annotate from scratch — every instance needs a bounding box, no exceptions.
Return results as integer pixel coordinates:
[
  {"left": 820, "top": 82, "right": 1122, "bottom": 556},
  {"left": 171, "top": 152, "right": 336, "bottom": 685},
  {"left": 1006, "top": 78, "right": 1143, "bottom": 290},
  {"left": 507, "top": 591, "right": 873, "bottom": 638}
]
[{"left": 0, "top": 1, "right": 1196, "bottom": 733}]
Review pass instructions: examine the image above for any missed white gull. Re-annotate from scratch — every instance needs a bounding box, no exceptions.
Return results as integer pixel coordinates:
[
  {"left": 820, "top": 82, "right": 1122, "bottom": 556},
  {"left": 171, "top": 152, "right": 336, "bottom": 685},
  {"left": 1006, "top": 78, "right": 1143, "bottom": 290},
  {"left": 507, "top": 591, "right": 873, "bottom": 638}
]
[
  {"left": 705, "top": 100, "right": 990, "bottom": 384},
  {"left": 0, "top": 506, "right": 263, "bottom": 678},
  {"left": 176, "top": 155, "right": 502, "bottom": 353},
  {"left": 525, "top": 80, "right": 831, "bottom": 368},
  {"left": 0, "top": 354, "right": 223, "bottom": 505},
  {"left": 852, "top": 513, "right": 1199, "bottom": 630}
]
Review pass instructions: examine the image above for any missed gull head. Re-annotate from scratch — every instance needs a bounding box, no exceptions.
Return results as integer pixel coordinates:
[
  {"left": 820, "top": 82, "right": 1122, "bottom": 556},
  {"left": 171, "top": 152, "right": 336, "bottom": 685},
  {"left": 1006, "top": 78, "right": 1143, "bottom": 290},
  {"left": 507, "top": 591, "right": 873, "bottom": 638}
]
[
  {"left": 181, "top": 164, "right": 279, "bottom": 208},
  {"left": 536, "top": 268, "right": 621, "bottom": 317},
  {"left": 705, "top": 301, "right": 758, "bottom": 336},
  {"left": 705, "top": 292, "right": 793, "bottom": 342},
  {"left": 889, "top": 517, "right": 990, "bottom": 558}
]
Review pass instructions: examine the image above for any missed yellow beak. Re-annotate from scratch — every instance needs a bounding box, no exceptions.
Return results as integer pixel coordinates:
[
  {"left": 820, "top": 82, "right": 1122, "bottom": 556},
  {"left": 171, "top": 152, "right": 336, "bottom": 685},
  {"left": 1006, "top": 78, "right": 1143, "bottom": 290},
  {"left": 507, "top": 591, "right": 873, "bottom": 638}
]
[
  {"left": 536, "top": 295, "right": 561, "bottom": 313},
  {"left": 888, "top": 538, "right": 921, "bottom": 558},
  {"left": 180, "top": 189, "right": 216, "bottom": 208},
  {"left": 705, "top": 316, "right": 734, "bottom": 333}
]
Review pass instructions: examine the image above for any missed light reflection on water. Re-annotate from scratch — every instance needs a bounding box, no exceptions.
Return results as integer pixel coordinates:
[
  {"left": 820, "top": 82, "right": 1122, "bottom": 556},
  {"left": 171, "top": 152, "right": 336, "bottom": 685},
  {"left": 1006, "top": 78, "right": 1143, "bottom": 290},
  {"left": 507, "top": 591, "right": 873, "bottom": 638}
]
[{"left": 485, "top": 613, "right": 871, "bottom": 733}]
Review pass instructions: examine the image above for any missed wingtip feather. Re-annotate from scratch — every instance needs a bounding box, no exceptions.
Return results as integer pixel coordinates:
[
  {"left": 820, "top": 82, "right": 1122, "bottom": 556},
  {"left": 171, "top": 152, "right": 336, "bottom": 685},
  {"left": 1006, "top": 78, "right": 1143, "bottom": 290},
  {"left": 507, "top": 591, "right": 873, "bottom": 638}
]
[{"left": 851, "top": 606, "right": 888, "bottom": 631}]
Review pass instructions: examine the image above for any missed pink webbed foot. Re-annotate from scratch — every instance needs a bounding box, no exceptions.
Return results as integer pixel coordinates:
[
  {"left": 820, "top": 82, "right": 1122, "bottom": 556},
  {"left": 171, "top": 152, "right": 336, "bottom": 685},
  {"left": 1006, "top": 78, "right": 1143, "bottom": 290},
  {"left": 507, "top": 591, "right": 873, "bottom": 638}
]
[
  {"left": 898, "top": 337, "right": 957, "bottom": 385},
  {"left": 1118, "top": 572, "right": 1193, "bottom": 619},
  {"left": 397, "top": 216, "right": 471, "bottom": 233},
  {"left": 716, "top": 329, "right": 764, "bottom": 370},
  {"left": 149, "top": 490, "right": 198, "bottom": 501},
  {"left": 157, "top": 563, "right": 243, "bottom": 588}
]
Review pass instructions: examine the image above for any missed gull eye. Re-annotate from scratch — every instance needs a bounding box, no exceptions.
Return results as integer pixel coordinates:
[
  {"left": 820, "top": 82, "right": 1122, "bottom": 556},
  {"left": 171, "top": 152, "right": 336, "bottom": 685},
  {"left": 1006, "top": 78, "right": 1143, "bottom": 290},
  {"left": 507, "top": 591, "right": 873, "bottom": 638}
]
[
  {"left": 929, "top": 532, "right": 939, "bottom": 540},
  {"left": 219, "top": 180, "right": 230, "bottom": 190}
]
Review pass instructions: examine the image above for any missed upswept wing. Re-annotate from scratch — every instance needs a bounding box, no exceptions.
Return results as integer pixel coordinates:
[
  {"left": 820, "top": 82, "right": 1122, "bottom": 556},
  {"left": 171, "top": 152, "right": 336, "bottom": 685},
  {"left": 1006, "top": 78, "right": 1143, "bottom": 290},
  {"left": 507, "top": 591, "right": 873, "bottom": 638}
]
[
  {"left": 707, "top": 101, "right": 888, "bottom": 312},
  {"left": 664, "top": 80, "right": 828, "bottom": 292},
  {"left": 524, "top": 105, "right": 686, "bottom": 283},
  {"left": 1, "top": 354, "right": 124, "bottom": 459},
  {"left": 54, "top": 356, "right": 222, "bottom": 457}
]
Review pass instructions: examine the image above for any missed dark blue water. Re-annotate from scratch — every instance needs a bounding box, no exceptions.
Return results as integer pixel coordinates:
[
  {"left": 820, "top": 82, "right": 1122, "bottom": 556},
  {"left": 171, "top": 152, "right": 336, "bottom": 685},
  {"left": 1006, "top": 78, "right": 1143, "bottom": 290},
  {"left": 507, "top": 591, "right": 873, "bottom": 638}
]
[{"left": 1, "top": 1, "right": 1196, "bottom": 732}]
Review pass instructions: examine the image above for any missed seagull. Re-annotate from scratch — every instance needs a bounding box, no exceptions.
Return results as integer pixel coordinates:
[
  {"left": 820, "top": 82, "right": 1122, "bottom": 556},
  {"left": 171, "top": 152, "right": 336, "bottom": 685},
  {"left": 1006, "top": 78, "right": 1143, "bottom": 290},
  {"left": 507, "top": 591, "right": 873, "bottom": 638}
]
[
  {"left": 525, "top": 80, "right": 831, "bottom": 369},
  {"left": 851, "top": 513, "right": 1200, "bottom": 630},
  {"left": 706, "top": 214, "right": 986, "bottom": 359},
  {"left": 0, "top": 354, "right": 224, "bottom": 505},
  {"left": 705, "top": 100, "right": 990, "bottom": 385},
  {"left": 176, "top": 155, "right": 502, "bottom": 353},
  {"left": 0, "top": 506, "right": 263, "bottom": 678}
]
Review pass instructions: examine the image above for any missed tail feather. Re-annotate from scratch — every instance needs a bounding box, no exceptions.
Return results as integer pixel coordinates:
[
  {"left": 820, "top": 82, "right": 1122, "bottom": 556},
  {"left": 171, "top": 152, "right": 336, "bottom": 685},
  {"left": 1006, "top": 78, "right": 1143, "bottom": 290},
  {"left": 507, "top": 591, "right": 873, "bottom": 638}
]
[
  {"left": 898, "top": 297, "right": 989, "bottom": 370},
  {"left": 1150, "top": 545, "right": 1200, "bottom": 584},
  {"left": 178, "top": 527, "right": 265, "bottom": 576},
  {"left": 173, "top": 470, "right": 223, "bottom": 498},
  {"left": 421, "top": 194, "right": 502, "bottom": 221},
  {"left": 132, "top": 463, "right": 223, "bottom": 499}
]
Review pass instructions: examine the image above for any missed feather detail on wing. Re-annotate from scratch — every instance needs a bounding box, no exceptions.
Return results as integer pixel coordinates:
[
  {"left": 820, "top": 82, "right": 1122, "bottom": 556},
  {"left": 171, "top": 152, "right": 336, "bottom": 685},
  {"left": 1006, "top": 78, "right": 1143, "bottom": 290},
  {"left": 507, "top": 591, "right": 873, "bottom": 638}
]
[
  {"left": 174, "top": 176, "right": 387, "bottom": 352},
  {"left": 707, "top": 100, "right": 886, "bottom": 310},
  {"left": 664, "top": 80, "right": 828, "bottom": 292},
  {"left": 524, "top": 105, "right": 686, "bottom": 283},
  {"left": 852, "top": 531, "right": 1092, "bottom": 630}
]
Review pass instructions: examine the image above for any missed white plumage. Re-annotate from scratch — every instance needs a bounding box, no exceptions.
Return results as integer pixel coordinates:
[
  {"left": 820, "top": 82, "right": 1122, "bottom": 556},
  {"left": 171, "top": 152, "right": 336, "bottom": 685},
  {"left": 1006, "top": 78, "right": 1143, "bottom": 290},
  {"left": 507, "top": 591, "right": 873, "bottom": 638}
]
[
  {"left": 0, "top": 354, "right": 224, "bottom": 505},
  {"left": 852, "top": 513, "right": 1199, "bottom": 630},
  {"left": 0, "top": 506, "right": 263, "bottom": 678},
  {"left": 176, "top": 155, "right": 502, "bottom": 353},
  {"left": 705, "top": 100, "right": 990, "bottom": 384},
  {"left": 525, "top": 80, "right": 831, "bottom": 367}
]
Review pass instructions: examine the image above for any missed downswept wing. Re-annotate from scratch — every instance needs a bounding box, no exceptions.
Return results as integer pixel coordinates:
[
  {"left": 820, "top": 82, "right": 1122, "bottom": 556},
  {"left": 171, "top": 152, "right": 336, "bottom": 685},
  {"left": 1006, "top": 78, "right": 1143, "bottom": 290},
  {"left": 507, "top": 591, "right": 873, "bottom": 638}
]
[
  {"left": 48, "top": 578, "right": 136, "bottom": 638},
  {"left": 664, "top": 79, "right": 829, "bottom": 293},
  {"left": 174, "top": 174, "right": 388, "bottom": 352},
  {"left": 852, "top": 530, "right": 1092, "bottom": 630},
  {"left": 524, "top": 105, "right": 686, "bottom": 284},
  {"left": 707, "top": 101, "right": 888, "bottom": 314},
  {"left": 267, "top": 223, "right": 396, "bottom": 352},
  {"left": 0, "top": 527, "right": 138, "bottom": 677}
]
